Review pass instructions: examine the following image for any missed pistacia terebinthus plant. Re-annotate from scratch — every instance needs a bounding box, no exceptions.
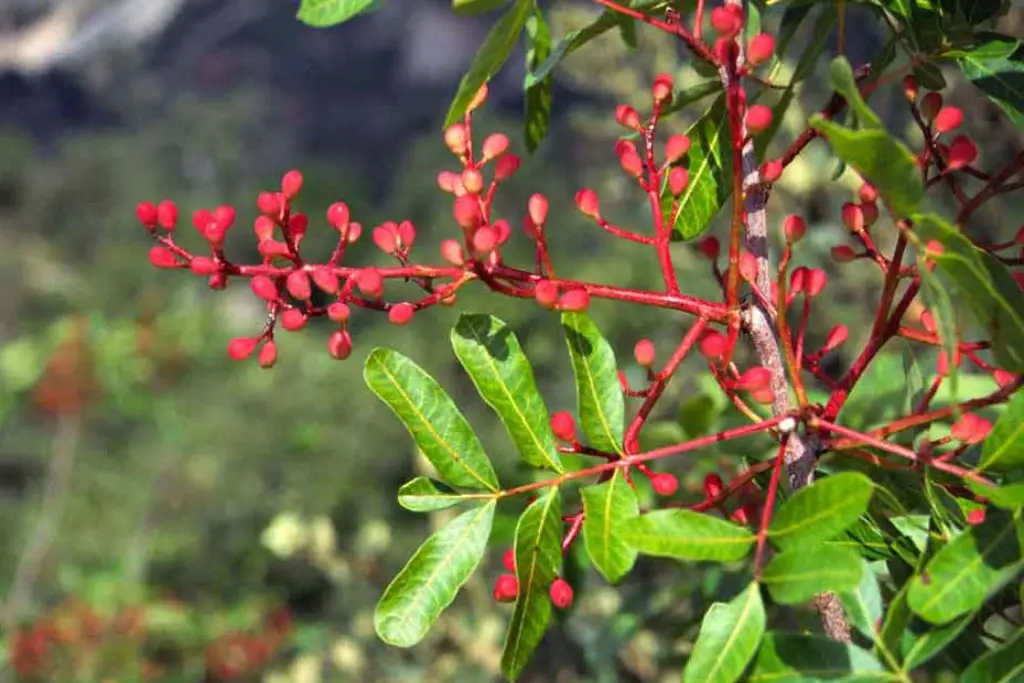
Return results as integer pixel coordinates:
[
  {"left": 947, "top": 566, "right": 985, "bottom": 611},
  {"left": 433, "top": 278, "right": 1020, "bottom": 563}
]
[{"left": 135, "top": 0, "right": 1024, "bottom": 680}]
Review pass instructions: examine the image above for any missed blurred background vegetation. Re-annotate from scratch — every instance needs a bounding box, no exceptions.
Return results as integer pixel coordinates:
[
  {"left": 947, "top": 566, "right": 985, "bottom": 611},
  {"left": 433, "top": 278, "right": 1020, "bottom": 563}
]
[{"left": 0, "top": 0, "right": 1021, "bottom": 681}]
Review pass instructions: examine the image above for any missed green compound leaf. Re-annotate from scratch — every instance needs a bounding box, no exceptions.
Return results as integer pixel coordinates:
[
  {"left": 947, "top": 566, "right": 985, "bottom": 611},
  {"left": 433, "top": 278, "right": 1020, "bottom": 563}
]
[
  {"left": 296, "top": 0, "right": 377, "bottom": 26},
  {"left": 810, "top": 116, "right": 923, "bottom": 217},
  {"left": 768, "top": 472, "right": 874, "bottom": 549},
  {"left": 445, "top": 0, "right": 533, "bottom": 128},
  {"left": 663, "top": 96, "right": 733, "bottom": 242},
  {"left": 581, "top": 470, "right": 638, "bottom": 583},
  {"left": 364, "top": 348, "right": 499, "bottom": 491},
  {"left": 980, "top": 391, "right": 1024, "bottom": 473},
  {"left": 961, "top": 629, "right": 1024, "bottom": 683},
  {"left": 523, "top": 2, "right": 553, "bottom": 153},
  {"left": 501, "top": 488, "right": 562, "bottom": 681},
  {"left": 623, "top": 509, "right": 755, "bottom": 562},
  {"left": 761, "top": 546, "right": 865, "bottom": 605},
  {"left": 374, "top": 501, "right": 495, "bottom": 646},
  {"left": 957, "top": 35, "right": 1024, "bottom": 127},
  {"left": 747, "top": 632, "right": 891, "bottom": 682},
  {"left": 452, "top": 314, "right": 564, "bottom": 473},
  {"left": 907, "top": 508, "right": 1023, "bottom": 624},
  {"left": 681, "top": 582, "right": 765, "bottom": 683},
  {"left": 561, "top": 312, "right": 624, "bottom": 453},
  {"left": 914, "top": 212, "right": 1024, "bottom": 374},
  {"left": 398, "top": 477, "right": 491, "bottom": 512}
]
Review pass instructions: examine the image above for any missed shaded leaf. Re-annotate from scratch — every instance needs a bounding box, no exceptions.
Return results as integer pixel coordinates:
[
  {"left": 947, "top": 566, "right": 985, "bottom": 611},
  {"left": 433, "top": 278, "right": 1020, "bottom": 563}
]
[
  {"left": 623, "top": 509, "right": 755, "bottom": 562},
  {"left": 663, "top": 96, "right": 733, "bottom": 241},
  {"left": 452, "top": 314, "right": 564, "bottom": 473},
  {"left": 768, "top": 472, "right": 874, "bottom": 549},
  {"left": 398, "top": 477, "right": 489, "bottom": 512},
  {"left": 502, "top": 488, "right": 562, "bottom": 680},
  {"left": 364, "top": 349, "right": 499, "bottom": 491},
  {"left": 761, "top": 547, "right": 864, "bottom": 605},
  {"left": 980, "top": 390, "right": 1024, "bottom": 473},
  {"left": 297, "top": 0, "right": 377, "bottom": 26},
  {"left": 907, "top": 508, "right": 1023, "bottom": 624},
  {"left": 810, "top": 116, "right": 923, "bottom": 217},
  {"left": 828, "top": 57, "right": 882, "bottom": 129},
  {"left": 374, "top": 501, "right": 495, "bottom": 646},
  {"left": 838, "top": 565, "right": 884, "bottom": 641},
  {"left": 682, "top": 582, "right": 766, "bottom": 683},
  {"left": 961, "top": 629, "right": 1024, "bottom": 683},
  {"left": 902, "top": 611, "right": 975, "bottom": 669},
  {"left": 914, "top": 213, "right": 1024, "bottom": 374},
  {"left": 919, "top": 259, "right": 961, "bottom": 400},
  {"left": 561, "top": 312, "right": 624, "bottom": 453},
  {"left": 523, "top": 3, "right": 552, "bottom": 153},
  {"left": 445, "top": 0, "right": 532, "bottom": 127},
  {"left": 581, "top": 470, "right": 638, "bottom": 583},
  {"left": 967, "top": 480, "right": 1024, "bottom": 510},
  {"left": 957, "top": 35, "right": 1024, "bottom": 126},
  {"left": 747, "top": 632, "right": 890, "bottom": 682},
  {"left": 453, "top": 0, "right": 509, "bottom": 16}
]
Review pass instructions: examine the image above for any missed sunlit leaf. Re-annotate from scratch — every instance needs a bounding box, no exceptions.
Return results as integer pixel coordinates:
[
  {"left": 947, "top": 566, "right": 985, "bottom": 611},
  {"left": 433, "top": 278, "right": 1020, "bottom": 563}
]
[
  {"left": 838, "top": 564, "right": 884, "bottom": 641},
  {"left": 398, "top": 477, "right": 490, "bottom": 512},
  {"left": 374, "top": 501, "right": 495, "bottom": 646},
  {"left": 979, "top": 387, "right": 1024, "bottom": 473},
  {"left": 761, "top": 546, "right": 864, "bottom": 605},
  {"left": 452, "top": 314, "right": 564, "bottom": 473},
  {"left": 501, "top": 488, "right": 562, "bottom": 680},
  {"left": 907, "top": 508, "right": 1023, "bottom": 624},
  {"left": 747, "top": 632, "right": 890, "bottom": 682},
  {"left": 297, "top": 0, "right": 377, "bottom": 26},
  {"left": 623, "top": 509, "right": 755, "bottom": 562},
  {"left": 445, "top": 0, "right": 533, "bottom": 127},
  {"left": 582, "top": 470, "right": 638, "bottom": 583},
  {"left": 769, "top": 472, "right": 874, "bottom": 549},
  {"left": 561, "top": 312, "right": 624, "bottom": 453},
  {"left": 682, "top": 582, "right": 765, "bottom": 683},
  {"left": 957, "top": 35, "right": 1024, "bottom": 127},
  {"left": 364, "top": 348, "right": 499, "bottom": 491}
]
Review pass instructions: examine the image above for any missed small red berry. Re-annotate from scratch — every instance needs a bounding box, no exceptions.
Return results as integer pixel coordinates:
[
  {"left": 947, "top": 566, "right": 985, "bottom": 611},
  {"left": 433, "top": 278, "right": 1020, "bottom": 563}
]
[
  {"left": 859, "top": 183, "right": 879, "bottom": 204},
  {"left": 665, "top": 134, "right": 691, "bottom": 164},
  {"left": 502, "top": 549, "right": 516, "bottom": 573},
  {"left": 356, "top": 268, "right": 384, "bottom": 299},
  {"left": 831, "top": 245, "right": 857, "bottom": 262},
  {"left": 535, "top": 280, "right": 559, "bottom": 309},
  {"left": 312, "top": 267, "right": 340, "bottom": 294},
  {"left": 698, "top": 236, "right": 720, "bottom": 260},
  {"left": 493, "top": 574, "right": 519, "bottom": 603},
  {"left": 619, "top": 147, "right": 644, "bottom": 178},
  {"left": 327, "top": 202, "right": 350, "bottom": 232},
  {"left": 747, "top": 33, "right": 775, "bottom": 66},
  {"left": 258, "top": 342, "right": 278, "bottom": 369},
  {"left": 228, "top": 337, "right": 259, "bottom": 361},
  {"left": 651, "top": 472, "right": 679, "bottom": 496},
  {"left": 699, "top": 331, "right": 728, "bottom": 360},
  {"left": 251, "top": 275, "right": 279, "bottom": 302},
  {"left": 327, "top": 302, "right": 351, "bottom": 323},
  {"left": 281, "top": 170, "right": 303, "bottom": 199},
  {"left": 934, "top": 106, "right": 963, "bottom": 134},
  {"left": 481, "top": 133, "right": 510, "bottom": 162},
  {"left": 549, "top": 578, "right": 574, "bottom": 609},
  {"left": 710, "top": 6, "right": 742, "bottom": 37},
  {"left": 921, "top": 92, "right": 943, "bottom": 120},
  {"left": 154, "top": 200, "right": 177, "bottom": 230},
  {"left": 615, "top": 105, "right": 641, "bottom": 130},
  {"left": 947, "top": 135, "right": 977, "bottom": 170},
  {"left": 257, "top": 192, "right": 282, "bottom": 217},
  {"left": 389, "top": 303, "right": 415, "bottom": 326},
  {"left": 783, "top": 215, "right": 806, "bottom": 244},
  {"left": 328, "top": 330, "right": 353, "bottom": 360},
  {"left": 760, "top": 159, "right": 782, "bottom": 183},
  {"left": 148, "top": 246, "right": 179, "bottom": 268},
  {"left": 652, "top": 73, "right": 673, "bottom": 105},
  {"left": 280, "top": 308, "right": 307, "bottom": 332},
  {"left": 575, "top": 189, "right": 600, "bottom": 218},
  {"left": 288, "top": 213, "right": 308, "bottom": 240},
  {"left": 745, "top": 105, "right": 772, "bottom": 134},
  {"left": 494, "top": 154, "right": 521, "bottom": 181},
  {"left": 966, "top": 508, "right": 986, "bottom": 526},
  {"left": 669, "top": 167, "right": 689, "bottom": 196},
  {"left": 453, "top": 195, "right": 482, "bottom": 229},
  {"left": 557, "top": 289, "right": 590, "bottom": 312},
  {"left": 993, "top": 369, "right": 1017, "bottom": 388},
  {"left": 550, "top": 411, "right": 576, "bottom": 442},
  {"left": 703, "top": 473, "right": 724, "bottom": 499},
  {"left": 737, "top": 366, "right": 771, "bottom": 391},
  {"left": 634, "top": 339, "right": 656, "bottom": 367},
  {"left": 190, "top": 256, "right": 218, "bottom": 276},
  {"left": 136, "top": 201, "right": 158, "bottom": 228},
  {"left": 286, "top": 270, "right": 312, "bottom": 300}
]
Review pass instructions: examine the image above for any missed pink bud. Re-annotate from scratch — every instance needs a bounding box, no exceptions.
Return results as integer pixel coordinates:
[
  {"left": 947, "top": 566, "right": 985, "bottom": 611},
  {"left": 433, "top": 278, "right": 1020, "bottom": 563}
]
[
  {"left": 136, "top": 201, "right": 158, "bottom": 228},
  {"left": 993, "top": 369, "right": 1017, "bottom": 388},
  {"left": 328, "top": 330, "right": 353, "bottom": 360},
  {"left": 373, "top": 222, "right": 400, "bottom": 254},
  {"left": 190, "top": 256, "right": 218, "bottom": 276},
  {"left": 783, "top": 215, "right": 806, "bottom": 243},
  {"left": 280, "top": 308, "right": 307, "bottom": 332},
  {"left": 441, "top": 239, "right": 465, "bottom": 266},
  {"left": 528, "top": 194, "right": 549, "bottom": 226},
  {"left": 494, "top": 154, "right": 521, "bottom": 181},
  {"left": 257, "top": 192, "right": 282, "bottom": 217},
  {"left": 859, "top": 183, "right": 879, "bottom": 204},
  {"left": 228, "top": 337, "right": 259, "bottom": 361},
  {"left": 805, "top": 268, "right": 827, "bottom": 297},
  {"left": 327, "top": 302, "right": 351, "bottom": 323},
  {"left": 437, "top": 171, "right": 459, "bottom": 193},
  {"left": 710, "top": 6, "right": 742, "bottom": 37},
  {"left": 745, "top": 105, "right": 772, "bottom": 134},
  {"left": 481, "top": 133, "right": 510, "bottom": 162},
  {"left": 831, "top": 245, "right": 857, "bottom": 263},
  {"left": 739, "top": 252, "right": 758, "bottom": 282},
  {"left": 281, "top": 170, "right": 303, "bottom": 200},
  {"left": 535, "top": 280, "right": 559, "bottom": 308},
  {"left": 473, "top": 225, "right": 499, "bottom": 254},
  {"left": 286, "top": 269, "right": 312, "bottom": 300},
  {"left": 327, "top": 202, "right": 350, "bottom": 233},
  {"left": 747, "top": 33, "right": 775, "bottom": 66},
  {"left": 634, "top": 339, "right": 655, "bottom": 366},
  {"left": 698, "top": 236, "right": 720, "bottom": 260},
  {"left": 258, "top": 341, "right": 277, "bottom": 369},
  {"left": 947, "top": 135, "right": 977, "bottom": 170},
  {"left": 493, "top": 574, "right": 519, "bottom": 603},
  {"left": 389, "top": 303, "right": 415, "bottom": 326},
  {"left": 824, "top": 324, "right": 849, "bottom": 352},
  {"left": 444, "top": 123, "right": 469, "bottom": 157},
  {"left": 651, "top": 472, "right": 679, "bottom": 497},
  {"left": 251, "top": 275, "right": 279, "bottom": 302},
  {"left": 703, "top": 473, "right": 724, "bottom": 499},
  {"left": 461, "top": 168, "right": 484, "bottom": 195},
  {"left": 669, "top": 167, "right": 689, "bottom": 196},
  {"left": 665, "top": 134, "right": 691, "bottom": 163},
  {"left": 254, "top": 216, "right": 275, "bottom": 242},
  {"left": 356, "top": 268, "right": 384, "bottom": 299},
  {"left": 453, "top": 195, "right": 482, "bottom": 229},
  {"left": 652, "top": 73, "right": 673, "bottom": 105},
  {"left": 699, "top": 331, "right": 728, "bottom": 360},
  {"left": 790, "top": 266, "right": 807, "bottom": 294},
  {"left": 841, "top": 203, "right": 864, "bottom": 233},
  {"left": 934, "top": 106, "right": 963, "bottom": 134},
  {"left": 921, "top": 92, "right": 943, "bottom": 120},
  {"left": 761, "top": 159, "right": 782, "bottom": 183},
  {"left": 558, "top": 289, "right": 590, "bottom": 312},
  {"left": 575, "top": 189, "right": 600, "bottom": 218},
  {"left": 619, "top": 148, "right": 644, "bottom": 178},
  {"left": 615, "top": 105, "right": 641, "bottom": 130},
  {"left": 312, "top": 267, "right": 339, "bottom": 294},
  {"left": 551, "top": 411, "right": 576, "bottom": 442},
  {"left": 397, "top": 220, "right": 416, "bottom": 249}
]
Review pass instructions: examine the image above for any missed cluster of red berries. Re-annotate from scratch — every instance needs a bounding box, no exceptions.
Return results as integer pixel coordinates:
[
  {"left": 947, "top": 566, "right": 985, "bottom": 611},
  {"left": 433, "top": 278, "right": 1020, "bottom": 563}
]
[{"left": 492, "top": 549, "right": 575, "bottom": 610}]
